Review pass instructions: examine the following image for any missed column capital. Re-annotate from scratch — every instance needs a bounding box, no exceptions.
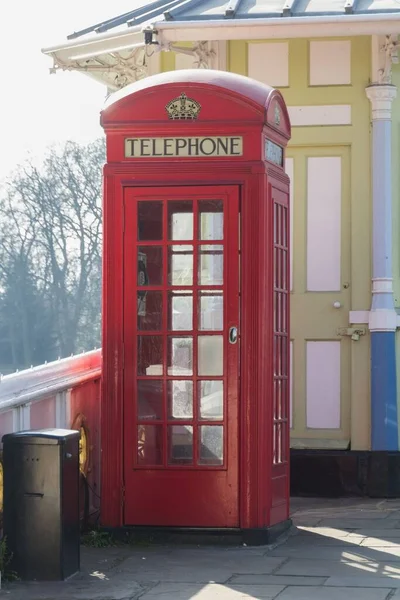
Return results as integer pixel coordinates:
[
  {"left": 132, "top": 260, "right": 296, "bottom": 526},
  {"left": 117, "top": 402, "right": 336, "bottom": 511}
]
[{"left": 366, "top": 84, "right": 397, "bottom": 120}]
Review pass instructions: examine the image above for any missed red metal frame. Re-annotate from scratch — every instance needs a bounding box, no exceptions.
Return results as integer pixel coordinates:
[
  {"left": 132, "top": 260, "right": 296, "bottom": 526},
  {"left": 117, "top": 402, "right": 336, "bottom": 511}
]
[{"left": 101, "top": 71, "right": 291, "bottom": 532}]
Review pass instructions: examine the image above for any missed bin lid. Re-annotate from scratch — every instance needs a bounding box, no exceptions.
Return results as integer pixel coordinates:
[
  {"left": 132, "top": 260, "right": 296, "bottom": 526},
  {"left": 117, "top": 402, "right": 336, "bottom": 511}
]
[{"left": 2, "top": 428, "right": 80, "bottom": 445}]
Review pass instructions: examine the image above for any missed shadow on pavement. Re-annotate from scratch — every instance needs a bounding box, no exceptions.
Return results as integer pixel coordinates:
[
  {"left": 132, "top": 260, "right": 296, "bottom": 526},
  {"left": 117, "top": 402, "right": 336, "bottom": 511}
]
[{"left": 5, "top": 497, "right": 400, "bottom": 599}]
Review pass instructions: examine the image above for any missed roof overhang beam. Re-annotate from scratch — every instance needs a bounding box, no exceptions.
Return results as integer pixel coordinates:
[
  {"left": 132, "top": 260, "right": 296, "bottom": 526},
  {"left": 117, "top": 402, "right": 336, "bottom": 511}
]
[
  {"left": 42, "top": 27, "right": 144, "bottom": 63},
  {"left": 156, "top": 14, "right": 400, "bottom": 41}
]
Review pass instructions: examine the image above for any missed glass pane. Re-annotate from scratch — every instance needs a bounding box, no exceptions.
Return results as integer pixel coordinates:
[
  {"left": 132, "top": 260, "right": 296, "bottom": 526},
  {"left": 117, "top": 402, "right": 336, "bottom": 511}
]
[
  {"left": 199, "top": 200, "right": 223, "bottom": 240},
  {"left": 199, "top": 292, "right": 223, "bottom": 330},
  {"left": 137, "top": 336, "right": 163, "bottom": 376},
  {"left": 168, "top": 200, "right": 193, "bottom": 240},
  {"left": 168, "top": 337, "right": 193, "bottom": 376},
  {"left": 138, "top": 201, "right": 163, "bottom": 241},
  {"left": 168, "top": 381, "right": 193, "bottom": 419},
  {"left": 198, "top": 336, "right": 223, "bottom": 376},
  {"left": 274, "top": 379, "right": 282, "bottom": 420},
  {"left": 281, "top": 379, "right": 288, "bottom": 420},
  {"left": 199, "top": 381, "right": 223, "bottom": 420},
  {"left": 168, "top": 292, "right": 193, "bottom": 331},
  {"left": 138, "top": 247, "right": 162, "bottom": 286},
  {"left": 168, "top": 425, "right": 193, "bottom": 465},
  {"left": 168, "top": 245, "right": 193, "bottom": 286},
  {"left": 199, "top": 426, "right": 223, "bottom": 466},
  {"left": 137, "top": 425, "right": 163, "bottom": 466},
  {"left": 137, "top": 380, "right": 163, "bottom": 420},
  {"left": 138, "top": 291, "right": 162, "bottom": 330},
  {"left": 199, "top": 245, "right": 223, "bottom": 285}
]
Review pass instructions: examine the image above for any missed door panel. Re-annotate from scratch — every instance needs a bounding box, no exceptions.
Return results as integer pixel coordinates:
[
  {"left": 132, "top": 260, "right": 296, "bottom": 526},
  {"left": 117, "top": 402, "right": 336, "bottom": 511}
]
[
  {"left": 123, "top": 186, "right": 239, "bottom": 527},
  {"left": 286, "top": 148, "right": 351, "bottom": 448}
]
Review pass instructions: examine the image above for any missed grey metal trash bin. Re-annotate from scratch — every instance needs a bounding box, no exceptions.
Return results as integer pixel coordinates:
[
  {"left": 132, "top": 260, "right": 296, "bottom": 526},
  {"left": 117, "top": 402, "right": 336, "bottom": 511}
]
[{"left": 2, "top": 428, "right": 80, "bottom": 581}]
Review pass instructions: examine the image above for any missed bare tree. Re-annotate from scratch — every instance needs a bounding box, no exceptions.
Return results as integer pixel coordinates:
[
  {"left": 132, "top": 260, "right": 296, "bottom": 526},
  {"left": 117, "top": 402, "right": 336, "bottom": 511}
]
[{"left": 0, "top": 138, "right": 104, "bottom": 370}]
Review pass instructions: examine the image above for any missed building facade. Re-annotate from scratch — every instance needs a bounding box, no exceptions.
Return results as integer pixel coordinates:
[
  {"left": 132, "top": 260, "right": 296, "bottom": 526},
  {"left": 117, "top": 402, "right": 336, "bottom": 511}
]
[{"left": 43, "top": 0, "right": 400, "bottom": 493}]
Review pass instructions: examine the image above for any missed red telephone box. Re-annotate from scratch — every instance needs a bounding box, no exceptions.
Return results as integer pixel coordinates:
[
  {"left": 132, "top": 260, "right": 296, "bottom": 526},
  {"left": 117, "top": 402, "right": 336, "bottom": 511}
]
[{"left": 100, "top": 70, "right": 291, "bottom": 544}]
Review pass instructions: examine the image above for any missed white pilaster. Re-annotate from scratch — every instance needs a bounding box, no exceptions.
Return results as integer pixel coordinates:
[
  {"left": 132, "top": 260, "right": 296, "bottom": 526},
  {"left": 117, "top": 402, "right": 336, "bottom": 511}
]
[
  {"left": 365, "top": 83, "right": 397, "bottom": 332},
  {"left": 367, "top": 38, "right": 399, "bottom": 449},
  {"left": 366, "top": 84, "right": 397, "bottom": 120}
]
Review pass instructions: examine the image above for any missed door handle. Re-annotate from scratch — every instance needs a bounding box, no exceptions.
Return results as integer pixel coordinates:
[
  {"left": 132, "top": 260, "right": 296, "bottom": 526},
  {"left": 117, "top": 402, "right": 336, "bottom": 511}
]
[{"left": 229, "top": 327, "right": 238, "bottom": 345}]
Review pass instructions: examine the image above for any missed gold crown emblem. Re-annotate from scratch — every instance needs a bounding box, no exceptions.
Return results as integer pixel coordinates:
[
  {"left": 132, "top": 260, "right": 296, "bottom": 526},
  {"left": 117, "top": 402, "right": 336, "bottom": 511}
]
[{"left": 165, "top": 93, "right": 201, "bottom": 121}]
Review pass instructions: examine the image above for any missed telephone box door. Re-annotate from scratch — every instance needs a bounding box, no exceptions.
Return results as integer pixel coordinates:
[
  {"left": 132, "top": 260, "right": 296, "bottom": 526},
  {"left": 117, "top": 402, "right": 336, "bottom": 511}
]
[{"left": 123, "top": 185, "right": 240, "bottom": 527}]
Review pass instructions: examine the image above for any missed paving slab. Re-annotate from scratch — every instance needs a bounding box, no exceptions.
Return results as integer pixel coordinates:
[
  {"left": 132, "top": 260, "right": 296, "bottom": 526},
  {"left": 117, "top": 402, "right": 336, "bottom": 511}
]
[
  {"left": 290, "top": 498, "right": 400, "bottom": 512},
  {"left": 230, "top": 575, "right": 328, "bottom": 586},
  {"left": 5, "top": 498, "right": 400, "bottom": 600},
  {"left": 283, "top": 534, "right": 366, "bottom": 547},
  {"left": 291, "top": 498, "right": 375, "bottom": 509},
  {"left": 118, "top": 553, "right": 286, "bottom": 583},
  {"left": 296, "top": 526, "right": 365, "bottom": 538},
  {"left": 362, "top": 538, "right": 400, "bottom": 547},
  {"left": 274, "top": 557, "right": 400, "bottom": 577},
  {"left": 1, "top": 570, "right": 146, "bottom": 600},
  {"left": 270, "top": 544, "right": 400, "bottom": 562},
  {"left": 275, "top": 587, "right": 392, "bottom": 600},
  {"left": 361, "top": 531, "right": 400, "bottom": 539},
  {"left": 325, "top": 576, "right": 400, "bottom": 587},
  {"left": 317, "top": 519, "right": 400, "bottom": 529},
  {"left": 297, "top": 512, "right": 391, "bottom": 520},
  {"left": 168, "top": 547, "right": 268, "bottom": 558},
  {"left": 291, "top": 517, "right": 323, "bottom": 527},
  {"left": 139, "top": 582, "right": 286, "bottom": 599}
]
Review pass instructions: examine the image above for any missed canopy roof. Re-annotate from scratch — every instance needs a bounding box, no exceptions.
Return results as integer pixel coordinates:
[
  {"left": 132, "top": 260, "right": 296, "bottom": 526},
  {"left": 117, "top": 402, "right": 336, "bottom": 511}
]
[
  {"left": 42, "top": 0, "right": 400, "bottom": 91},
  {"left": 67, "top": 0, "right": 400, "bottom": 39}
]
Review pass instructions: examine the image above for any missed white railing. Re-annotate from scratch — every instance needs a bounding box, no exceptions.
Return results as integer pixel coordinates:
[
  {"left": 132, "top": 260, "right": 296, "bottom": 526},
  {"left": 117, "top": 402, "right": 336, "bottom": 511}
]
[{"left": 0, "top": 350, "right": 101, "bottom": 436}]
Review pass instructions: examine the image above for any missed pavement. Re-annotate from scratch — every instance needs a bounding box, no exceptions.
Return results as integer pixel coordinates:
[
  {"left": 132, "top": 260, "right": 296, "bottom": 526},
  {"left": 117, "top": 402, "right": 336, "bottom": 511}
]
[{"left": 6, "top": 497, "right": 400, "bottom": 599}]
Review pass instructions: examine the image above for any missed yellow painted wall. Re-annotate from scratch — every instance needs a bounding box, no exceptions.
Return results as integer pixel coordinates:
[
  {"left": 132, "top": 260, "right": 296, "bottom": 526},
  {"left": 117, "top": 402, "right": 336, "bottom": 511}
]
[
  {"left": 161, "top": 37, "right": 373, "bottom": 449},
  {"left": 161, "top": 41, "right": 194, "bottom": 72},
  {"left": 230, "top": 37, "right": 372, "bottom": 449},
  {"left": 160, "top": 51, "right": 175, "bottom": 73}
]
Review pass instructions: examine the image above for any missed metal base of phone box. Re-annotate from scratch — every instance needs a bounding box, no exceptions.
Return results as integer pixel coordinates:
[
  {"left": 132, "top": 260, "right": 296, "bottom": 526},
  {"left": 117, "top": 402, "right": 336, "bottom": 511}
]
[{"left": 101, "top": 519, "right": 293, "bottom": 547}]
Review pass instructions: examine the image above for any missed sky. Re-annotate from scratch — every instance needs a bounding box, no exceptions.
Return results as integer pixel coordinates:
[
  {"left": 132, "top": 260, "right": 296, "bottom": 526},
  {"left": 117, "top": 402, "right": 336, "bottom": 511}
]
[{"left": 0, "top": 1, "right": 148, "bottom": 179}]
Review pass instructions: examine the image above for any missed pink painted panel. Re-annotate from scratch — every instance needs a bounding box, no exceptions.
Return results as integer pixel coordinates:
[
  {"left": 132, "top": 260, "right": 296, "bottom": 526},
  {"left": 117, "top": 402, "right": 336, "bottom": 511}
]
[
  {"left": 0, "top": 411, "right": 14, "bottom": 444},
  {"left": 30, "top": 396, "right": 56, "bottom": 430}
]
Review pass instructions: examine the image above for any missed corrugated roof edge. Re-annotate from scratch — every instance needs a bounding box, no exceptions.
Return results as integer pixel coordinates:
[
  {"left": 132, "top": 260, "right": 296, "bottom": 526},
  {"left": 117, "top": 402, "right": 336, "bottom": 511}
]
[{"left": 66, "top": 0, "right": 400, "bottom": 40}]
